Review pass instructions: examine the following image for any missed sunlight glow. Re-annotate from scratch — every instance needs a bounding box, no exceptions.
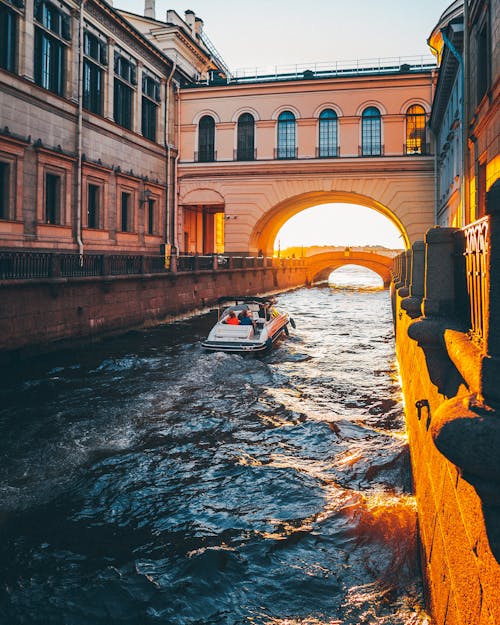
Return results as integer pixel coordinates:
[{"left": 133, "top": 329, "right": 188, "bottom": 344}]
[{"left": 274, "top": 204, "right": 404, "bottom": 250}]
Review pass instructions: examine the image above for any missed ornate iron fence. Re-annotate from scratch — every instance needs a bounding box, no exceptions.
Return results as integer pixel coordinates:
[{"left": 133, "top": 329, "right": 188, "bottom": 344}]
[
  {"left": 463, "top": 216, "right": 489, "bottom": 344},
  {"left": 0, "top": 250, "right": 302, "bottom": 280}
]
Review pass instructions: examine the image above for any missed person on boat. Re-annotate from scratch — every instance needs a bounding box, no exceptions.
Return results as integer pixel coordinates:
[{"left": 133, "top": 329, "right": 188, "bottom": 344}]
[
  {"left": 225, "top": 311, "right": 240, "bottom": 325},
  {"left": 238, "top": 310, "right": 254, "bottom": 327}
]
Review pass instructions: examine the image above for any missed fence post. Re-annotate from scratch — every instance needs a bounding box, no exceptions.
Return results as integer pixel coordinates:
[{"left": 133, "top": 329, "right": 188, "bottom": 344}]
[
  {"left": 401, "top": 240, "right": 425, "bottom": 318},
  {"left": 49, "top": 254, "right": 61, "bottom": 278},
  {"left": 422, "top": 227, "right": 460, "bottom": 318}
]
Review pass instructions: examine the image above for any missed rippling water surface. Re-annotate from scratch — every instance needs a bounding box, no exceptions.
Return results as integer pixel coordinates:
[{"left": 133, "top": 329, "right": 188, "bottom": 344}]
[{"left": 0, "top": 268, "right": 430, "bottom": 624}]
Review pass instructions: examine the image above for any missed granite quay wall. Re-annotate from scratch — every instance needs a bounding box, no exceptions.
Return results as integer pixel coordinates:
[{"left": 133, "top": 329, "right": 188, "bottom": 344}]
[
  {"left": 391, "top": 181, "right": 500, "bottom": 625},
  {"left": 0, "top": 256, "right": 308, "bottom": 358}
]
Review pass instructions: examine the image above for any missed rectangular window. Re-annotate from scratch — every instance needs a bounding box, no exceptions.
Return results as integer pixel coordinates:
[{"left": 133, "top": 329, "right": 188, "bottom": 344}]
[
  {"left": 0, "top": 3, "right": 17, "bottom": 73},
  {"left": 0, "top": 162, "right": 10, "bottom": 220},
  {"left": 83, "top": 30, "right": 106, "bottom": 115},
  {"left": 120, "top": 191, "right": 131, "bottom": 232},
  {"left": 87, "top": 183, "right": 100, "bottom": 228},
  {"left": 34, "top": 1, "right": 69, "bottom": 96},
  {"left": 114, "top": 51, "right": 136, "bottom": 130},
  {"left": 142, "top": 74, "right": 160, "bottom": 142},
  {"left": 45, "top": 172, "right": 61, "bottom": 224},
  {"left": 147, "top": 198, "right": 155, "bottom": 235}
]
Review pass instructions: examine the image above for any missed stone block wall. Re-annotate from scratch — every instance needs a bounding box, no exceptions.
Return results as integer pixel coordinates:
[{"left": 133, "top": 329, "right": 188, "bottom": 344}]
[
  {"left": 0, "top": 266, "right": 308, "bottom": 358},
  {"left": 394, "top": 295, "right": 500, "bottom": 625}
]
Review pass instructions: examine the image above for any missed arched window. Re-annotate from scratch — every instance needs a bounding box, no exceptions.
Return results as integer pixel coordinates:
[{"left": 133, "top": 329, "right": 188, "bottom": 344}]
[
  {"left": 318, "top": 109, "right": 338, "bottom": 157},
  {"left": 236, "top": 113, "right": 255, "bottom": 161},
  {"left": 406, "top": 104, "right": 427, "bottom": 155},
  {"left": 198, "top": 115, "right": 215, "bottom": 162},
  {"left": 277, "top": 111, "right": 296, "bottom": 159},
  {"left": 361, "top": 107, "right": 381, "bottom": 156}
]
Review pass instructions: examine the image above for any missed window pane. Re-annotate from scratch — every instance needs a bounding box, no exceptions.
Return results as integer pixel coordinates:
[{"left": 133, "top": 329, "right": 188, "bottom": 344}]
[
  {"left": 142, "top": 97, "right": 157, "bottom": 142},
  {"left": 121, "top": 192, "right": 130, "bottom": 232},
  {"left": 406, "top": 105, "right": 426, "bottom": 154},
  {"left": 83, "top": 60, "right": 103, "bottom": 115},
  {"left": 34, "top": 28, "right": 64, "bottom": 95},
  {"left": 0, "top": 162, "right": 10, "bottom": 220},
  {"left": 277, "top": 111, "right": 296, "bottom": 159},
  {"left": 319, "top": 109, "right": 338, "bottom": 157},
  {"left": 87, "top": 184, "right": 99, "bottom": 228},
  {"left": 362, "top": 107, "right": 381, "bottom": 156},
  {"left": 114, "top": 80, "right": 132, "bottom": 129},
  {"left": 45, "top": 173, "right": 61, "bottom": 224},
  {"left": 198, "top": 116, "right": 215, "bottom": 162},
  {"left": 0, "top": 5, "right": 17, "bottom": 73},
  {"left": 237, "top": 113, "right": 255, "bottom": 160},
  {"left": 147, "top": 198, "right": 155, "bottom": 235}
]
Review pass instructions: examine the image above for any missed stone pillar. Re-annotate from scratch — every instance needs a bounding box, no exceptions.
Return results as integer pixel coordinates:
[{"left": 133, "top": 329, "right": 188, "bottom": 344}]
[
  {"left": 401, "top": 241, "right": 425, "bottom": 318},
  {"left": 422, "top": 227, "right": 459, "bottom": 318}
]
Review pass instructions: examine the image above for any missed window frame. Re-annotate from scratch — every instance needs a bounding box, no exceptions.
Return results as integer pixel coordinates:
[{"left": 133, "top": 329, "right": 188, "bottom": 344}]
[
  {"left": 44, "top": 171, "right": 62, "bottom": 225},
  {"left": 361, "top": 107, "right": 382, "bottom": 156},
  {"left": 318, "top": 108, "right": 338, "bottom": 158},
  {"left": 83, "top": 29, "right": 107, "bottom": 116},
  {"left": 236, "top": 112, "right": 255, "bottom": 161},
  {"left": 113, "top": 49, "right": 136, "bottom": 130},
  {"left": 33, "top": 0, "right": 70, "bottom": 97},
  {"left": 405, "top": 104, "right": 427, "bottom": 155},
  {"left": 198, "top": 115, "right": 216, "bottom": 162},
  {"left": 141, "top": 73, "right": 160, "bottom": 142},
  {"left": 0, "top": 1, "right": 19, "bottom": 74},
  {"left": 277, "top": 111, "right": 296, "bottom": 160}
]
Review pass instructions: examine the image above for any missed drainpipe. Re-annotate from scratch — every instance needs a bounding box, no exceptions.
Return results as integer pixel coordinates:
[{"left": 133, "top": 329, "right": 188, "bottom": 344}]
[
  {"left": 172, "top": 80, "right": 180, "bottom": 254},
  {"left": 164, "top": 57, "right": 177, "bottom": 248},
  {"left": 441, "top": 24, "right": 466, "bottom": 227},
  {"left": 76, "top": 0, "right": 86, "bottom": 260}
]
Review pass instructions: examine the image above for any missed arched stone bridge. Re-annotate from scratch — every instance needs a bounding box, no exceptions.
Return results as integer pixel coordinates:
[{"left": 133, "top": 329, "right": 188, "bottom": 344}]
[{"left": 304, "top": 249, "right": 396, "bottom": 287}]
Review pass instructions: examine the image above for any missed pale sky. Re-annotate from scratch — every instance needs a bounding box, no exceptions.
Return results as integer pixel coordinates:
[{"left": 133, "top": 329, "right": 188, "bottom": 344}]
[
  {"left": 114, "top": 0, "right": 453, "bottom": 70},
  {"left": 275, "top": 204, "right": 404, "bottom": 250},
  {"left": 113, "top": 0, "right": 450, "bottom": 248}
]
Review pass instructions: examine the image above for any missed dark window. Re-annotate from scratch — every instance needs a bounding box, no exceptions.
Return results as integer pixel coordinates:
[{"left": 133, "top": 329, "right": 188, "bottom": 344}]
[
  {"left": 34, "top": 1, "right": 69, "bottom": 96},
  {"left": 319, "top": 109, "right": 338, "bottom": 157},
  {"left": 0, "top": 162, "right": 10, "bottom": 220},
  {"left": 236, "top": 113, "right": 255, "bottom": 160},
  {"left": 87, "top": 183, "right": 99, "bottom": 228},
  {"left": 147, "top": 198, "right": 155, "bottom": 235},
  {"left": 142, "top": 73, "right": 160, "bottom": 143},
  {"left": 198, "top": 115, "right": 215, "bottom": 162},
  {"left": 277, "top": 111, "right": 296, "bottom": 159},
  {"left": 361, "top": 107, "right": 381, "bottom": 156},
  {"left": 114, "top": 52, "right": 135, "bottom": 129},
  {"left": 477, "top": 21, "right": 489, "bottom": 104},
  {"left": 0, "top": 3, "right": 17, "bottom": 73},
  {"left": 45, "top": 173, "right": 61, "bottom": 224},
  {"left": 405, "top": 104, "right": 427, "bottom": 154},
  {"left": 83, "top": 31, "right": 106, "bottom": 115},
  {"left": 120, "top": 191, "right": 131, "bottom": 232}
]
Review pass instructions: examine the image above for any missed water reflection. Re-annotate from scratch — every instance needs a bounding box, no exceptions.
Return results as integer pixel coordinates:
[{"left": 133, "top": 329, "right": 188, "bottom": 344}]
[{"left": 0, "top": 269, "right": 429, "bottom": 624}]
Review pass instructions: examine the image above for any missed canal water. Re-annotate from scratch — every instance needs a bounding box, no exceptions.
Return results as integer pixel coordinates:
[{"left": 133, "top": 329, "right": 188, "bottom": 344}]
[{"left": 0, "top": 267, "right": 430, "bottom": 625}]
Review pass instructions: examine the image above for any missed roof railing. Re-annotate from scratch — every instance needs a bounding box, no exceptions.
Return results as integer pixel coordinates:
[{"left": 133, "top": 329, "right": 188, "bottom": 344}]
[{"left": 224, "top": 55, "right": 436, "bottom": 84}]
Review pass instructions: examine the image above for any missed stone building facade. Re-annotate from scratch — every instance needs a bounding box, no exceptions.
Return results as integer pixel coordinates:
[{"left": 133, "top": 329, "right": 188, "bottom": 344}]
[{"left": 0, "top": 0, "right": 219, "bottom": 256}]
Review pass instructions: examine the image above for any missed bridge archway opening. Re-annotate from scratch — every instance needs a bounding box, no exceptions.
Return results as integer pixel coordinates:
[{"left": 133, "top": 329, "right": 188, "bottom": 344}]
[
  {"left": 251, "top": 193, "right": 408, "bottom": 256},
  {"left": 326, "top": 265, "right": 384, "bottom": 289}
]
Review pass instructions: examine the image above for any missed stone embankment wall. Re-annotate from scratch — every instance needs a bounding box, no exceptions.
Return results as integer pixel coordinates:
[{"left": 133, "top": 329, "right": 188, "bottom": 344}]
[
  {"left": 392, "top": 190, "right": 500, "bottom": 625},
  {"left": 0, "top": 265, "right": 308, "bottom": 359}
]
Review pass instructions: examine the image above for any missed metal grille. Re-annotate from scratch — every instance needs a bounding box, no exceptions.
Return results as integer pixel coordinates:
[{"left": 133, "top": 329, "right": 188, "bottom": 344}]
[{"left": 464, "top": 216, "right": 489, "bottom": 345}]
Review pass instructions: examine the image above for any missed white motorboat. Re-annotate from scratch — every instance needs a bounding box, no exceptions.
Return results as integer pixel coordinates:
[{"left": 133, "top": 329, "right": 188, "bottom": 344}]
[{"left": 202, "top": 296, "right": 296, "bottom": 353}]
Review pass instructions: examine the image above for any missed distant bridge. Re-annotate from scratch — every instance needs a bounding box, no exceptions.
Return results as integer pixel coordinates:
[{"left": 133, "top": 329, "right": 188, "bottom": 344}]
[{"left": 304, "top": 248, "right": 395, "bottom": 287}]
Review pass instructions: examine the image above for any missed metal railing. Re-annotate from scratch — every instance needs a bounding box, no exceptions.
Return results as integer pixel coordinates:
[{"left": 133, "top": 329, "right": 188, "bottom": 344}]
[
  {"left": 0, "top": 250, "right": 305, "bottom": 281},
  {"left": 227, "top": 55, "right": 436, "bottom": 84},
  {"left": 463, "top": 216, "right": 490, "bottom": 345}
]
